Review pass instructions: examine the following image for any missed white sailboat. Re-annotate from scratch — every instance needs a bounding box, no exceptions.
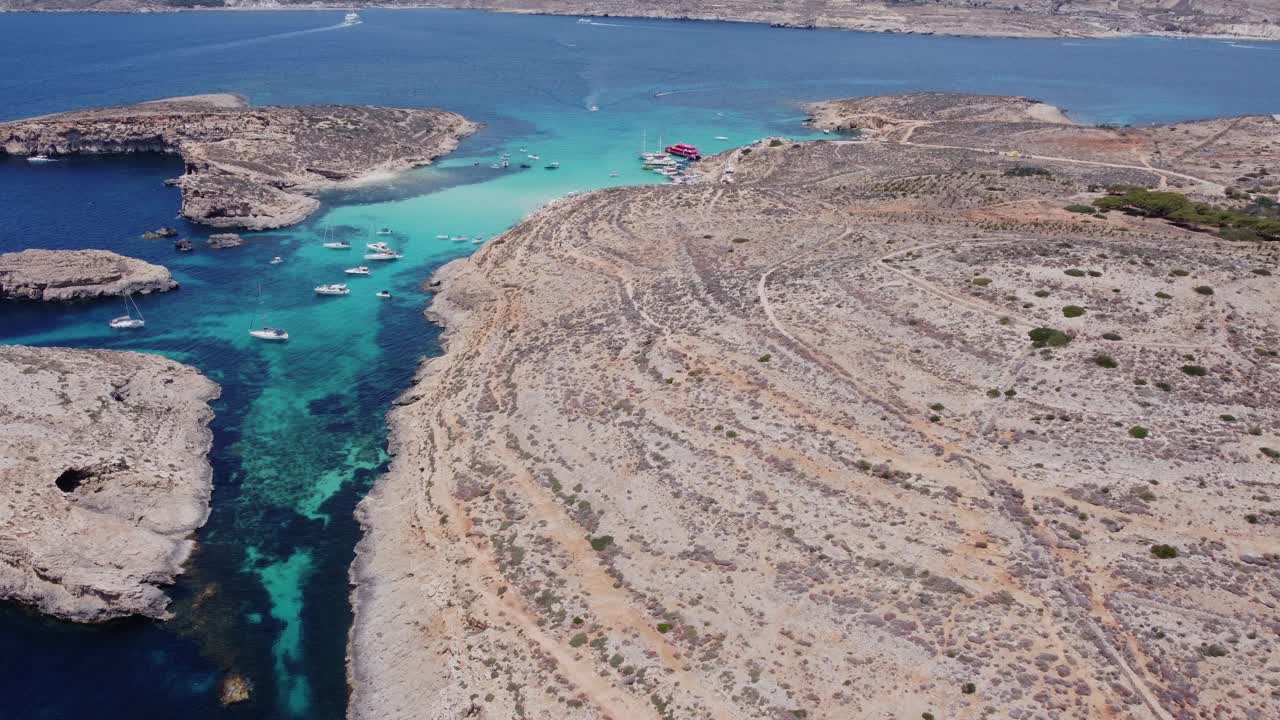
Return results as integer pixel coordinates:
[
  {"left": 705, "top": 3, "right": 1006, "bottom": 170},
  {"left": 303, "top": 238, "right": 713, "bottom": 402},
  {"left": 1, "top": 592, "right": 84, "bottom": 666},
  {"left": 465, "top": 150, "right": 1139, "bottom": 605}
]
[
  {"left": 108, "top": 292, "right": 145, "bottom": 329},
  {"left": 249, "top": 284, "right": 289, "bottom": 341}
]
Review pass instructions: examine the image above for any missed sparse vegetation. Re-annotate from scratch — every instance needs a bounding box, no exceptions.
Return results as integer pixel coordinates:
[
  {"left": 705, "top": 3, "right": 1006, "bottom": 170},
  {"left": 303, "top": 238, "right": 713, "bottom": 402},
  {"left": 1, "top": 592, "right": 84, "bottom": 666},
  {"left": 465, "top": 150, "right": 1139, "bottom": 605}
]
[
  {"left": 1064, "top": 204, "right": 1095, "bottom": 214},
  {"left": 1062, "top": 305, "right": 1086, "bottom": 318},
  {"left": 589, "top": 535, "right": 614, "bottom": 551},
  {"left": 1093, "top": 353, "right": 1117, "bottom": 368},
  {"left": 1193, "top": 285, "right": 1214, "bottom": 296},
  {"left": 1180, "top": 365, "right": 1208, "bottom": 377},
  {"left": 1028, "top": 327, "right": 1072, "bottom": 348},
  {"left": 1129, "top": 425, "right": 1150, "bottom": 439},
  {"left": 1064, "top": 268, "right": 1086, "bottom": 277},
  {"left": 1150, "top": 544, "right": 1178, "bottom": 559},
  {"left": 971, "top": 277, "right": 992, "bottom": 286}
]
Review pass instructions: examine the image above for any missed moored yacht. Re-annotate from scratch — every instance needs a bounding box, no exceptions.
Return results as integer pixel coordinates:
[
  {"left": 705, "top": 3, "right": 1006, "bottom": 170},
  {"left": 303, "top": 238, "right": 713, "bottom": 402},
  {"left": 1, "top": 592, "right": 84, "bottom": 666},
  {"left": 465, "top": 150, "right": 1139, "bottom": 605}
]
[
  {"left": 364, "top": 251, "right": 402, "bottom": 260},
  {"left": 270, "top": 256, "right": 284, "bottom": 264},
  {"left": 366, "top": 241, "right": 392, "bottom": 252},
  {"left": 27, "top": 154, "right": 56, "bottom": 163},
  {"left": 544, "top": 162, "right": 560, "bottom": 170},
  {"left": 108, "top": 292, "right": 145, "bottom": 329},
  {"left": 249, "top": 327, "right": 289, "bottom": 341},
  {"left": 345, "top": 266, "right": 370, "bottom": 275},
  {"left": 375, "top": 228, "right": 392, "bottom": 235},
  {"left": 323, "top": 240, "right": 350, "bottom": 249},
  {"left": 315, "top": 283, "right": 351, "bottom": 295},
  {"left": 375, "top": 290, "right": 392, "bottom": 298}
]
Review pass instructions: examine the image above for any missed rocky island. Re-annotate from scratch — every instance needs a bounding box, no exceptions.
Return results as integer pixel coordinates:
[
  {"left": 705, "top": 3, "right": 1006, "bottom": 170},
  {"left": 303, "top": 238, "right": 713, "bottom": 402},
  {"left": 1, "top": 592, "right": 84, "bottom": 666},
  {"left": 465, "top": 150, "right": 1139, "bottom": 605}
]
[
  {"left": 0, "top": 345, "right": 220, "bottom": 622},
  {"left": 0, "top": 94, "right": 478, "bottom": 230},
  {"left": 349, "top": 94, "right": 1279, "bottom": 719},
  {"left": 0, "top": 248, "right": 177, "bottom": 301},
  {"left": 2, "top": 0, "right": 1278, "bottom": 40}
]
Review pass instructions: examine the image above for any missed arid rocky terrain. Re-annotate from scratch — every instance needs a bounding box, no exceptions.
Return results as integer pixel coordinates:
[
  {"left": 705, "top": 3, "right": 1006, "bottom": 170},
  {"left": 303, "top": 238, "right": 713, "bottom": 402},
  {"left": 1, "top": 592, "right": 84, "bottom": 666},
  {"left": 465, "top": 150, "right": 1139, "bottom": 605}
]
[
  {"left": 349, "top": 94, "right": 1279, "bottom": 720},
  {"left": 3, "top": 0, "right": 1278, "bottom": 40},
  {"left": 0, "top": 94, "right": 477, "bottom": 230},
  {"left": 0, "top": 345, "right": 220, "bottom": 622},
  {"left": 0, "top": 248, "right": 177, "bottom": 300}
]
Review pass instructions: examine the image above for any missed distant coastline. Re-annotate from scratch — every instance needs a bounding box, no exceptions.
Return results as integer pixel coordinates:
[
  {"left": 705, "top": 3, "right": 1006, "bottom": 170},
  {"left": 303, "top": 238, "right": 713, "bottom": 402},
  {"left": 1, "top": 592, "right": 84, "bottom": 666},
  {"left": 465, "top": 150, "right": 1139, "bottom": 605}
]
[{"left": 2, "top": 3, "right": 1279, "bottom": 42}]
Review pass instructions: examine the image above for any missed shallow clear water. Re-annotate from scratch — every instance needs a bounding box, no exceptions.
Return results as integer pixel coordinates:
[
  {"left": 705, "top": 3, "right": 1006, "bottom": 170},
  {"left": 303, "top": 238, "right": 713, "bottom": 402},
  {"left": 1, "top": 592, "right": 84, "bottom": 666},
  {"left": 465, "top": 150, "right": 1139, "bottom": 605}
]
[{"left": 1, "top": 10, "right": 1276, "bottom": 718}]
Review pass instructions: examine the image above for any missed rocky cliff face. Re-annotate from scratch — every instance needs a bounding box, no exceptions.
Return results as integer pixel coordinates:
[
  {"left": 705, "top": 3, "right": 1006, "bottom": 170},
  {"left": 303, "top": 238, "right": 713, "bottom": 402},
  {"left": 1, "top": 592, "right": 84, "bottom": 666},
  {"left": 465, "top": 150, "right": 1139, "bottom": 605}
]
[
  {"left": 0, "top": 94, "right": 478, "bottom": 230},
  {"left": 0, "top": 248, "right": 177, "bottom": 300},
  {"left": 0, "top": 345, "right": 220, "bottom": 622}
]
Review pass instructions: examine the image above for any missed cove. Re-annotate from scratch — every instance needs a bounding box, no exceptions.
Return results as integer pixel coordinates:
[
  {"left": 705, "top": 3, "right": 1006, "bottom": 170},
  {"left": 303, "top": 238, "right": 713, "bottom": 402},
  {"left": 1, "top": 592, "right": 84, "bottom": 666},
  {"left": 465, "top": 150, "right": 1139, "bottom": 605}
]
[{"left": 0, "top": 9, "right": 1277, "bottom": 719}]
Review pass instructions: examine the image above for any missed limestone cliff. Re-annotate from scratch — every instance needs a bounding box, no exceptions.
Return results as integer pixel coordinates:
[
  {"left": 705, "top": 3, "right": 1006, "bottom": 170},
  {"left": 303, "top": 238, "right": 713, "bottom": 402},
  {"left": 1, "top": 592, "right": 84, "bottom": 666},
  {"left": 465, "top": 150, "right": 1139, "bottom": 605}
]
[
  {"left": 0, "top": 94, "right": 478, "bottom": 231},
  {"left": 0, "top": 248, "right": 177, "bottom": 301},
  {"left": 0, "top": 345, "right": 220, "bottom": 622}
]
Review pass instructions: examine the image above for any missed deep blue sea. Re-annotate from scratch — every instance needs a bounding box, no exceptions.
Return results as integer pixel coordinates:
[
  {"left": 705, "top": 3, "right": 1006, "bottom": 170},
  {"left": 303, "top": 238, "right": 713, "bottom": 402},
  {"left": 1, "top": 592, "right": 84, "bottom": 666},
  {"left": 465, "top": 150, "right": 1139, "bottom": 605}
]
[{"left": 0, "top": 9, "right": 1277, "bottom": 718}]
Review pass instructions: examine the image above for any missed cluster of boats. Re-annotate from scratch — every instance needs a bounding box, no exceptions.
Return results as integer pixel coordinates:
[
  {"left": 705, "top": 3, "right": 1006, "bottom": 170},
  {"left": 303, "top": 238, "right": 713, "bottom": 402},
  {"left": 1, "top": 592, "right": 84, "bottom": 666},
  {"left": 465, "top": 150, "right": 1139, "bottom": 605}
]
[
  {"left": 489, "top": 150, "right": 561, "bottom": 171},
  {"left": 640, "top": 136, "right": 703, "bottom": 184}
]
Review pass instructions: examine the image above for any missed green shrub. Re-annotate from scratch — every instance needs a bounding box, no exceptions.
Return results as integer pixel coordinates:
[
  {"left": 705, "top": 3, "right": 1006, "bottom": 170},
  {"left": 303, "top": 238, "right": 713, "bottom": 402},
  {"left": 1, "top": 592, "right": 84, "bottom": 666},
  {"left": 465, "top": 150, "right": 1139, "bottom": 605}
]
[
  {"left": 1262, "top": 447, "right": 1280, "bottom": 459},
  {"left": 1102, "top": 332, "right": 1122, "bottom": 341},
  {"left": 757, "top": 353, "right": 771, "bottom": 363},
  {"left": 1180, "top": 365, "right": 1208, "bottom": 377},
  {"left": 1033, "top": 289, "right": 1050, "bottom": 298},
  {"left": 1004, "top": 165, "right": 1051, "bottom": 177},
  {"left": 1064, "top": 204, "right": 1096, "bottom": 214},
  {"left": 929, "top": 403, "right": 945, "bottom": 411},
  {"left": 569, "top": 633, "right": 588, "bottom": 647},
  {"left": 1062, "top": 305, "right": 1086, "bottom": 318},
  {"left": 1150, "top": 544, "right": 1178, "bottom": 559},
  {"left": 1194, "top": 285, "right": 1214, "bottom": 296},
  {"left": 1219, "top": 414, "right": 1236, "bottom": 422},
  {"left": 1155, "top": 291, "right": 1172, "bottom": 299},
  {"left": 656, "top": 623, "right": 673, "bottom": 633},
  {"left": 1064, "top": 268, "right": 1087, "bottom": 277},
  {"left": 971, "top": 277, "right": 992, "bottom": 286},
  {"left": 1093, "top": 354, "right": 1118, "bottom": 368},
  {"left": 1129, "top": 425, "right": 1150, "bottom": 439},
  {"left": 1028, "top": 327, "right": 1072, "bottom": 348},
  {"left": 589, "top": 535, "right": 614, "bottom": 551},
  {"left": 961, "top": 682, "right": 977, "bottom": 694},
  {"left": 1169, "top": 269, "right": 1190, "bottom": 277},
  {"left": 768, "top": 138, "right": 784, "bottom": 148}
]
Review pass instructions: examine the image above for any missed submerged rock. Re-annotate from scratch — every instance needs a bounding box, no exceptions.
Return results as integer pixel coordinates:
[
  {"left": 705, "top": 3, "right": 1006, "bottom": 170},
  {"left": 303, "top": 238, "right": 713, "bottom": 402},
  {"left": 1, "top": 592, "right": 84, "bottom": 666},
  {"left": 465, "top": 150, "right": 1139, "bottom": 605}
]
[
  {"left": 142, "top": 226, "right": 178, "bottom": 239},
  {"left": 207, "top": 233, "right": 243, "bottom": 249},
  {"left": 0, "top": 345, "right": 220, "bottom": 622},
  {"left": 0, "top": 248, "right": 177, "bottom": 300},
  {"left": 0, "top": 94, "right": 478, "bottom": 230}
]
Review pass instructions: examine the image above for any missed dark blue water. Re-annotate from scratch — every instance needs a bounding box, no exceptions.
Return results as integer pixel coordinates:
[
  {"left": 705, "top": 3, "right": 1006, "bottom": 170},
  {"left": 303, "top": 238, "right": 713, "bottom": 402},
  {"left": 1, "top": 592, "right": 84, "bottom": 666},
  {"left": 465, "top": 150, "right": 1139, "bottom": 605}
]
[{"left": 1, "top": 10, "right": 1276, "bottom": 719}]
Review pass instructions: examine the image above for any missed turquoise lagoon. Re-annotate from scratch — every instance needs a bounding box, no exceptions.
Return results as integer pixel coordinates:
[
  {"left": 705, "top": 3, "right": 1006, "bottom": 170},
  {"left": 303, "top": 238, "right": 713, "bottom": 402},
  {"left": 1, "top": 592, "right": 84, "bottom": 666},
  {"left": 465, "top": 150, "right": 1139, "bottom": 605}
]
[{"left": 0, "top": 10, "right": 1277, "bottom": 718}]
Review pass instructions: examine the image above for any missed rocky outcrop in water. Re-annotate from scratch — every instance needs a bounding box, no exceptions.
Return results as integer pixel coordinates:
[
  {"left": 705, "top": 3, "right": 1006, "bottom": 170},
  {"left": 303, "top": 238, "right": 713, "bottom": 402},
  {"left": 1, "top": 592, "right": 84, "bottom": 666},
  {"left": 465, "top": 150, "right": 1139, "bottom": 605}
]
[
  {"left": 0, "top": 345, "right": 220, "bottom": 622},
  {"left": 207, "top": 233, "right": 243, "bottom": 249},
  {"left": 0, "top": 248, "right": 177, "bottom": 301},
  {"left": 0, "top": 94, "right": 478, "bottom": 230}
]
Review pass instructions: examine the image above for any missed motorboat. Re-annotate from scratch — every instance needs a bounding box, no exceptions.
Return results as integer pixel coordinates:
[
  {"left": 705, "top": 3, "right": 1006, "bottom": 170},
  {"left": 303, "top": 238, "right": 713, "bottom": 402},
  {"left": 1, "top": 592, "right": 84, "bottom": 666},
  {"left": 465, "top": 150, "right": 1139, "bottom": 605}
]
[
  {"left": 435, "top": 234, "right": 449, "bottom": 239},
  {"left": 714, "top": 136, "right": 729, "bottom": 141},
  {"left": 343, "top": 12, "right": 361, "bottom": 26},
  {"left": 589, "top": 105, "right": 599, "bottom": 112},
  {"left": 544, "top": 162, "right": 560, "bottom": 170},
  {"left": 609, "top": 171, "right": 621, "bottom": 177},
  {"left": 366, "top": 241, "right": 392, "bottom": 252},
  {"left": 270, "top": 256, "right": 284, "bottom": 264},
  {"left": 666, "top": 143, "right": 702, "bottom": 160},
  {"left": 364, "top": 251, "right": 402, "bottom": 260},
  {"left": 471, "top": 237, "right": 485, "bottom": 244},
  {"left": 323, "top": 241, "right": 350, "bottom": 249},
  {"left": 577, "top": 18, "right": 591, "bottom": 24},
  {"left": 451, "top": 236, "right": 468, "bottom": 242},
  {"left": 27, "top": 155, "right": 56, "bottom": 163},
  {"left": 249, "top": 327, "right": 289, "bottom": 342},
  {"left": 375, "top": 228, "right": 392, "bottom": 235},
  {"left": 375, "top": 290, "right": 393, "bottom": 298},
  {"left": 345, "top": 266, "right": 370, "bottom": 275},
  {"left": 519, "top": 162, "right": 532, "bottom": 169},
  {"left": 108, "top": 292, "right": 145, "bottom": 329},
  {"left": 527, "top": 154, "right": 541, "bottom": 160},
  {"left": 315, "top": 283, "right": 351, "bottom": 295}
]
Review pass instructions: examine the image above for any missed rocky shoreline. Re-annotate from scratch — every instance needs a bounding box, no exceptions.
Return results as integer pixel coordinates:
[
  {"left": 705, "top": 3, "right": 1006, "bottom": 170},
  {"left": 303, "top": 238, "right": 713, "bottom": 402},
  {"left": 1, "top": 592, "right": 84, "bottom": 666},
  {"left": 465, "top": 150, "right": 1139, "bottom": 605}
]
[
  {"left": 0, "top": 345, "right": 220, "bottom": 622},
  {"left": 347, "top": 94, "right": 1280, "bottom": 719},
  {"left": 0, "top": 248, "right": 177, "bottom": 301},
  {"left": 0, "top": 94, "right": 478, "bottom": 230}
]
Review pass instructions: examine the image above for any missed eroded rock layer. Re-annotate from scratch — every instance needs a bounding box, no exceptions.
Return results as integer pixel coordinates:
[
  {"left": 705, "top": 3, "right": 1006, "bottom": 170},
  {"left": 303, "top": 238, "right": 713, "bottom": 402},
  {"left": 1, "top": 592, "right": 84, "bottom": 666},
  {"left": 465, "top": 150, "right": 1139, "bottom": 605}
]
[
  {"left": 0, "top": 94, "right": 478, "bottom": 230},
  {"left": 0, "top": 248, "right": 177, "bottom": 301},
  {"left": 0, "top": 345, "right": 220, "bottom": 622},
  {"left": 349, "top": 95, "right": 1279, "bottom": 720}
]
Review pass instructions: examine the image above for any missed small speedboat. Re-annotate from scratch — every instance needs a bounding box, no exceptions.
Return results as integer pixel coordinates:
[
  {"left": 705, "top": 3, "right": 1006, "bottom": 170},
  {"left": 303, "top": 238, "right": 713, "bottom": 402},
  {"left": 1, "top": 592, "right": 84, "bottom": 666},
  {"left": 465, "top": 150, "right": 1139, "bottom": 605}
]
[
  {"left": 609, "top": 171, "right": 621, "bottom": 177},
  {"left": 375, "top": 290, "right": 392, "bottom": 298},
  {"left": 435, "top": 234, "right": 449, "bottom": 239},
  {"left": 527, "top": 154, "right": 540, "bottom": 160},
  {"left": 519, "top": 162, "right": 532, "bottom": 169},
  {"left": 270, "top": 256, "right": 284, "bottom": 265},
  {"left": 343, "top": 11, "right": 360, "bottom": 26},
  {"left": 577, "top": 17, "right": 591, "bottom": 24},
  {"left": 315, "top": 283, "right": 351, "bottom": 296},
  {"left": 451, "top": 236, "right": 467, "bottom": 242},
  {"left": 323, "top": 241, "right": 351, "bottom": 249},
  {"left": 27, "top": 155, "right": 56, "bottom": 163},
  {"left": 364, "top": 251, "right": 402, "bottom": 261},
  {"left": 249, "top": 327, "right": 289, "bottom": 342},
  {"left": 714, "top": 136, "right": 729, "bottom": 140},
  {"left": 375, "top": 228, "right": 392, "bottom": 235},
  {"left": 345, "top": 266, "right": 370, "bottom": 275},
  {"left": 545, "top": 162, "right": 560, "bottom": 170},
  {"left": 471, "top": 237, "right": 485, "bottom": 244},
  {"left": 366, "top": 241, "right": 392, "bottom": 252},
  {"left": 589, "top": 105, "right": 599, "bottom": 112}
]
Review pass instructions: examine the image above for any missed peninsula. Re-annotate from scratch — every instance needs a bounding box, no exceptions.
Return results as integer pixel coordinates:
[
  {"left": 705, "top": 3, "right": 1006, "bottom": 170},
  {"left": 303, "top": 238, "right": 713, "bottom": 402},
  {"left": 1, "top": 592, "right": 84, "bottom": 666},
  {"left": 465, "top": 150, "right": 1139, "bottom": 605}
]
[
  {"left": 0, "top": 345, "right": 220, "bottom": 622},
  {"left": 349, "top": 94, "right": 1279, "bottom": 720},
  {"left": 0, "top": 94, "right": 478, "bottom": 230},
  {"left": 0, "top": 248, "right": 177, "bottom": 301},
  {"left": 2, "top": 0, "right": 1278, "bottom": 40}
]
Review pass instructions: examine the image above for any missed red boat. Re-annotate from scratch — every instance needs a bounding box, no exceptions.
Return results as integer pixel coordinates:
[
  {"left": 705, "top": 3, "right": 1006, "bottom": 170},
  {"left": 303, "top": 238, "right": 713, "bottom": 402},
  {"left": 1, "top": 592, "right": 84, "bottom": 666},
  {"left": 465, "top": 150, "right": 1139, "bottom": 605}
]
[{"left": 665, "top": 143, "right": 702, "bottom": 160}]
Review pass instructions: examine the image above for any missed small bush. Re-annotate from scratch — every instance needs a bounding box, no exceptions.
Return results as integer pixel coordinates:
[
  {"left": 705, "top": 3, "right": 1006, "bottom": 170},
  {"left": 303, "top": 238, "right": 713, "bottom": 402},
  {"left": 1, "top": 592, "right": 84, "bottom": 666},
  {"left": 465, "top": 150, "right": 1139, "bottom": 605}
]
[
  {"left": 1062, "top": 305, "right": 1086, "bottom": 318},
  {"left": 1155, "top": 382, "right": 1172, "bottom": 392},
  {"left": 589, "top": 535, "right": 615, "bottom": 551},
  {"left": 1064, "top": 204, "right": 1095, "bottom": 214},
  {"left": 1093, "top": 354, "right": 1117, "bottom": 368},
  {"left": 1155, "top": 291, "right": 1173, "bottom": 299},
  {"left": 1003, "top": 388, "right": 1017, "bottom": 398},
  {"left": 1169, "top": 269, "right": 1190, "bottom": 277},
  {"left": 971, "top": 277, "right": 992, "bottom": 286},
  {"left": 768, "top": 138, "right": 784, "bottom": 147},
  {"left": 569, "top": 633, "right": 589, "bottom": 648},
  {"left": 1193, "top": 285, "right": 1214, "bottom": 296},
  {"left": 656, "top": 623, "right": 673, "bottom": 634},
  {"left": 1129, "top": 425, "right": 1150, "bottom": 439},
  {"left": 961, "top": 682, "right": 977, "bottom": 694},
  {"left": 929, "top": 403, "right": 945, "bottom": 411},
  {"left": 1033, "top": 289, "right": 1050, "bottom": 298},
  {"left": 1150, "top": 544, "right": 1178, "bottom": 559},
  {"left": 1004, "top": 165, "right": 1051, "bottom": 177},
  {"left": 731, "top": 237, "right": 751, "bottom": 244},
  {"left": 1102, "top": 332, "right": 1122, "bottom": 340},
  {"left": 1199, "top": 644, "right": 1229, "bottom": 658},
  {"left": 758, "top": 353, "right": 771, "bottom": 363},
  {"left": 1180, "top": 365, "right": 1207, "bottom": 377},
  {"left": 1262, "top": 447, "right": 1279, "bottom": 459},
  {"left": 1064, "top": 268, "right": 1087, "bottom": 277},
  {"left": 1219, "top": 414, "right": 1236, "bottom": 422},
  {"left": 1028, "top": 327, "right": 1072, "bottom": 348}
]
